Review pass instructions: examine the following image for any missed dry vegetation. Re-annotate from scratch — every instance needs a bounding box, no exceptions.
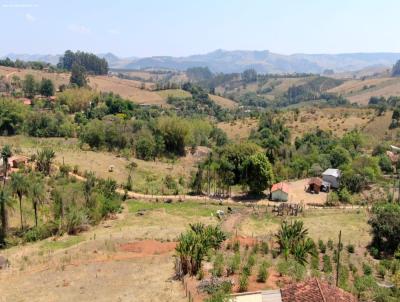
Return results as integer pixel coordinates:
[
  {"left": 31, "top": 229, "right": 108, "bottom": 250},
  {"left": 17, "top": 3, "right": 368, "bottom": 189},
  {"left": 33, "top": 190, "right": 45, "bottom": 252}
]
[
  {"left": 0, "top": 199, "right": 372, "bottom": 302},
  {"left": 217, "top": 118, "right": 258, "bottom": 141},
  {"left": 209, "top": 94, "right": 238, "bottom": 109},
  {"left": 328, "top": 77, "right": 400, "bottom": 105},
  {"left": 0, "top": 136, "right": 208, "bottom": 195}
]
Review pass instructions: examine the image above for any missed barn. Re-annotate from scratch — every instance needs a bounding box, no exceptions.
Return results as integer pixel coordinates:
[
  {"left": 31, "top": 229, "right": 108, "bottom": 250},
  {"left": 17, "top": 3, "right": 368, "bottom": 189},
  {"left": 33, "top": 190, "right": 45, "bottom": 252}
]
[
  {"left": 271, "top": 182, "right": 289, "bottom": 202},
  {"left": 322, "top": 168, "right": 341, "bottom": 189}
]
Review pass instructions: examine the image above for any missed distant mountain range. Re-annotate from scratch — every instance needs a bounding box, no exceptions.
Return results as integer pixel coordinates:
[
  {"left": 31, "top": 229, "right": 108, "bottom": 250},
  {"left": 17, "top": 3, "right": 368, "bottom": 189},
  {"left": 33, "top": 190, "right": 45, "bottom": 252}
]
[{"left": 2, "top": 50, "right": 400, "bottom": 74}]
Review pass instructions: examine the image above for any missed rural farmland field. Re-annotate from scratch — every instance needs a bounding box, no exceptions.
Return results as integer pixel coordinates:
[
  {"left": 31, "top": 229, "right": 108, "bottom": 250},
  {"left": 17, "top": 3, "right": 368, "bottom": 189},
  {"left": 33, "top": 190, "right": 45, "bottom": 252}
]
[{"left": 2, "top": 2, "right": 400, "bottom": 302}]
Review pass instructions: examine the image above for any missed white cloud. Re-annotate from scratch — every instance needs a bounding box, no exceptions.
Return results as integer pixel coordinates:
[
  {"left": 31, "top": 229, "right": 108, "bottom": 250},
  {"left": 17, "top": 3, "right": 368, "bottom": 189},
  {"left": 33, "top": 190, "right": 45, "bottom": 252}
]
[
  {"left": 107, "top": 29, "right": 120, "bottom": 35},
  {"left": 25, "top": 13, "right": 36, "bottom": 22},
  {"left": 68, "top": 24, "right": 91, "bottom": 34}
]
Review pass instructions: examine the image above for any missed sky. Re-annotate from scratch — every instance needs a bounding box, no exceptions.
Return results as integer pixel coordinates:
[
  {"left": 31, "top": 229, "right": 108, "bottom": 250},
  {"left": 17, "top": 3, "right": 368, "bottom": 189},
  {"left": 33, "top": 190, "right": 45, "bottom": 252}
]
[{"left": 1, "top": 0, "right": 400, "bottom": 57}]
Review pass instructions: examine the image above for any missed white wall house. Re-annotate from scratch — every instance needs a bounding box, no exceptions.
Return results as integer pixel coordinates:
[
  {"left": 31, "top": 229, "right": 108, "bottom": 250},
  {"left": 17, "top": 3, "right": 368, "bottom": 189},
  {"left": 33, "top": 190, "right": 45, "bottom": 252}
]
[
  {"left": 322, "top": 169, "right": 341, "bottom": 189},
  {"left": 271, "top": 182, "right": 289, "bottom": 201}
]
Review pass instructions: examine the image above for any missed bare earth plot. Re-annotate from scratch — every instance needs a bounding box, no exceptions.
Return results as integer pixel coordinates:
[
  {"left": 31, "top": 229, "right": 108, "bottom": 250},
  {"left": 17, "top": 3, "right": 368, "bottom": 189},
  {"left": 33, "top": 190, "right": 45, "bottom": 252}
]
[{"left": 0, "top": 202, "right": 221, "bottom": 302}]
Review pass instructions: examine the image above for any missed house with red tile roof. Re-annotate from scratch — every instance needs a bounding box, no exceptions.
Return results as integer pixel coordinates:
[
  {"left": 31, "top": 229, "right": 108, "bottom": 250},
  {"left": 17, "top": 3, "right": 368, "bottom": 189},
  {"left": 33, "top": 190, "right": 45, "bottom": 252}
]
[
  {"left": 230, "top": 278, "right": 357, "bottom": 302},
  {"left": 271, "top": 182, "right": 289, "bottom": 201}
]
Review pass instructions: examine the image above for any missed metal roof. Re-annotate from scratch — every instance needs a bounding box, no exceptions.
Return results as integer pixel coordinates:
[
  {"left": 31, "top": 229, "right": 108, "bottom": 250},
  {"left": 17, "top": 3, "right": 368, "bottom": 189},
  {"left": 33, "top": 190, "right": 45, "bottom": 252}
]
[{"left": 322, "top": 168, "right": 341, "bottom": 178}]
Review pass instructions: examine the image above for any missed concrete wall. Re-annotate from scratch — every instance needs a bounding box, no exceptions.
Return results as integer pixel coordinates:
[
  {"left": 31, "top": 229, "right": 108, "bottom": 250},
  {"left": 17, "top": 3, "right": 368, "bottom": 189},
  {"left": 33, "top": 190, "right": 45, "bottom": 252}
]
[{"left": 271, "top": 190, "right": 288, "bottom": 201}]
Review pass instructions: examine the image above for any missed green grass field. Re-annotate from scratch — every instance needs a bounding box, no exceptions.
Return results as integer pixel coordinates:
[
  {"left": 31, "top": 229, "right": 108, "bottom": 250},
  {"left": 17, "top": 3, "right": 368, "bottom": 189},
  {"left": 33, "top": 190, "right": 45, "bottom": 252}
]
[{"left": 240, "top": 208, "right": 370, "bottom": 247}]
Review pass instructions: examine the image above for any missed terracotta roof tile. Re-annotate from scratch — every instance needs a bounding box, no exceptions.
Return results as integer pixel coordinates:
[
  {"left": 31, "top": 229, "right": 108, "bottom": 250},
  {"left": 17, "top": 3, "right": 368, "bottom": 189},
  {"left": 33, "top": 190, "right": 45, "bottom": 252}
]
[
  {"left": 281, "top": 278, "right": 357, "bottom": 302},
  {"left": 271, "top": 182, "right": 289, "bottom": 194}
]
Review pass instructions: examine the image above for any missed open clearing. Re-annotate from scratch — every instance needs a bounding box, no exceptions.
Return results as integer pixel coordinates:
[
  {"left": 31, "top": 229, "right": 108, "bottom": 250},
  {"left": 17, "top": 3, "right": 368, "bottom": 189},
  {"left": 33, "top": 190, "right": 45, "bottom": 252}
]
[
  {"left": 0, "top": 136, "right": 208, "bottom": 194},
  {"left": 328, "top": 77, "right": 400, "bottom": 105},
  {"left": 0, "top": 200, "right": 371, "bottom": 301}
]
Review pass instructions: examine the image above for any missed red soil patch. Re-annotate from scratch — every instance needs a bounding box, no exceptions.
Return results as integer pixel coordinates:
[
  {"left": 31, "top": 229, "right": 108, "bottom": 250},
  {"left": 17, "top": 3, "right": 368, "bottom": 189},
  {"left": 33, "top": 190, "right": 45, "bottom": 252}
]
[
  {"left": 227, "top": 235, "right": 258, "bottom": 247},
  {"left": 119, "top": 240, "right": 176, "bottom": 256}
]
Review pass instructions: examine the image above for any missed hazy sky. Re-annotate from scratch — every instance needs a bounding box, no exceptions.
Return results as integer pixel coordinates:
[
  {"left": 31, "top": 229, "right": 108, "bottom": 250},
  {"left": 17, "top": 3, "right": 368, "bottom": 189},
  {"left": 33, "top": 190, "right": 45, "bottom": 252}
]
[{"left": 1, "top": 0, "right": 400, "bottom": 57}]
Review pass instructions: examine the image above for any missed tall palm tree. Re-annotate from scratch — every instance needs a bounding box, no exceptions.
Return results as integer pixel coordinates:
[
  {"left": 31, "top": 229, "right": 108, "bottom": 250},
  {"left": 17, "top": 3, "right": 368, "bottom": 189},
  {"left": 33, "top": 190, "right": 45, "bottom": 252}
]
[
  {"left": 36, "top": 148, "right": 55, "bottom": 176},
  {"left": 10, "top": 172, "right": 28, "bottom": 230},
  {"left": 1, "top": 145, "right": 12, "bottom": 186},
  {"left": 29, "top": 175, "right": 45, "bottom": 227},
  {"left": 0, "top": 190, "right": 12, "bottom": 244},
  {"left": 1, "top": 145, "right": 12, "bottom": 238}
]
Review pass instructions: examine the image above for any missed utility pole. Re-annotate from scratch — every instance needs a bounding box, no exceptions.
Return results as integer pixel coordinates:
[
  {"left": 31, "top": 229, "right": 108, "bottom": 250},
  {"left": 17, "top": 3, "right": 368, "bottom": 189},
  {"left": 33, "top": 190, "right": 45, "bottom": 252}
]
[{"left": 336, "top": 230, "right": 342, "bottom": 287}]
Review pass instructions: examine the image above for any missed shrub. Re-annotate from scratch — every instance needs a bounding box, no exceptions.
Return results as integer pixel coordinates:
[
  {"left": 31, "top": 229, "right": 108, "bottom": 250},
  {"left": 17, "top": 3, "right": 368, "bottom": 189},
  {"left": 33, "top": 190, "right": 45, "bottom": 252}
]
[
  {"left": 310, "top": 255, "right": 319, "bottom": 270},
  {"left": 346, "top": 244, "right": 355, "bottom": 253},
  {"left": 277, "top": 259, "right": 306, "bottom": 281},
  {"left": 23, "top": 222, "right": 59, "bottom": 242},
  {"left": 257, "top": 261, "right": 269, "bottom": 283},
  {"left": 227, "top": 252, "right": 240, "bottom": 276},
  {"left": 322, "top": 255, "right": 332, "bottom": 273},
  {"left": 327, "top": 239, "right": 334, "bottom": 250},
  {"left": 318, "top": 240, "right": 327, "bottom": 253},
  {"left": 363, "top": 263, "right": 373, "bottom": 275},
  {"left": 66, "top": 207, "right": 89, "bottom": 235},
  {"left": 252, "top": 242, "right": 259, "bottom": 254},
  {"left": 349, "top": 262, "right": 358, "bottom": 274},
  {"left": 338, "top": 265, "right": 350, "bottom": 290},
  {"left": 247, "top": 253, "right": 256, "bottom": 268},
  {"left": 377, "top": 265, "right": 386, "bottom": 279},
  {"left": 233, "top": 240, "right": 240, "bottom": 253},
  {"left": 238, "top": 273, "right": 249, "bottom": 292},
  {"left": 261, "top": 241, "right": 269, "bottom": 255},
  {"left": 370, "top": 247, "right": 380, "bottom": 259},
  {"left": 212, "top": 254, "right": 224, "bottom": 277},
  {"left": 242, "top": 265, "right": 251, "bottom": 277}
]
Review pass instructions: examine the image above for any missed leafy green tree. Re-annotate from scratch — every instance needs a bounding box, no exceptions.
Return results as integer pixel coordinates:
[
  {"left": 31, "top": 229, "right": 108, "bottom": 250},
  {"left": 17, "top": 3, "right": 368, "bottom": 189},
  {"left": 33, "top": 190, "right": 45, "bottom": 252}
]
[
  {"left": 378, "top": 154, "right": 393, "bottom": 173},
  {"left": 80, "top": 120, "right": 105, "bottom": 149},
  {"left": 341, "top": 130, "right": 364, "bottom": 154},
  {"left": 0, "top": 98, "right": 26, "bottom": 135},
  {"left": 369, "top": 203, "right": 400, "bottom": 255},
  {"left": 22, "top": 74, "right": 37, "bottom": 98},
  {"left": 39, "top": 78, "right": 55, "bottom": 97},
  {"left": 157, "top": 116, "right": 190, "bottom": 156},
  {"left": 11, "top": 172, "right": 28, "bottom": 230},
  {"left": 70, "top": 63, "right": 87, "bottom": 87},
  {"left": 242, "top": 152, "right": 274, "bottom": 194},
  {"left": 329, "top": 146, "right": 351, "bottom": 168},
  {"left": 242, "top": 69, "right": 257, "bottom": 83},
  {"left": 392, "top": 60, "right": 400, "bottom": 77},
  {"left": 135, "top": 130, "right": 157, "bottom": 160},
  {"left": 190, "top": 165, "right": 204, "bottom": 194}
]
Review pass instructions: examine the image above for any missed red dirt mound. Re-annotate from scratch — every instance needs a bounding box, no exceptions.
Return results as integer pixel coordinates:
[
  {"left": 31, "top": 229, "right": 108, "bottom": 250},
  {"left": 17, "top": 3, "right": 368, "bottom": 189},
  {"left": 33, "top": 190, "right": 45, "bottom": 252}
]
[{"left": 119, "top": 240, "right": 176, "bottom": 256}]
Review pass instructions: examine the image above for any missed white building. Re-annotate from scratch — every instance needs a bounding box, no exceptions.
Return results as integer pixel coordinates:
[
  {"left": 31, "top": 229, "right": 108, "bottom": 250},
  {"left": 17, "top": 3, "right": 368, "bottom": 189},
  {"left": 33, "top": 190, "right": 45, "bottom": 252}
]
[{"left": 322, "top": 169, "right": 341, "bottom": 189}]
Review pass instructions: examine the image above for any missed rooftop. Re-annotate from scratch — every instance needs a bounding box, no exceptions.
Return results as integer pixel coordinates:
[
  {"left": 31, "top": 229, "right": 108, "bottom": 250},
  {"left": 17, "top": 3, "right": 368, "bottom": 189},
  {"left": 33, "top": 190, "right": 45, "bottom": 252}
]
[
  {"left": 271, "top": 182, "right": 289, "bottom": 194},
  {"left": 322, "top": 168, "right": 341, "bottom": 178},
  {"left": 281, "top": 278, "right": 357, "bottom": 302}
]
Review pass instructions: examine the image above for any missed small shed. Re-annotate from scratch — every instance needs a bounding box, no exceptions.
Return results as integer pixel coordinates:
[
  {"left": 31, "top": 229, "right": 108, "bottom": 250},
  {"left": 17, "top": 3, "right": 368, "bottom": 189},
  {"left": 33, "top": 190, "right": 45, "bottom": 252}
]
[
  {"left": 271, "top": 182, "right": 289, "bottom": 201},
  {"left": 322, "top": 168, "right": 341, "bottom": 189},
  {"left": 308, "top": 177, "right": 323, "bottom": 193}
]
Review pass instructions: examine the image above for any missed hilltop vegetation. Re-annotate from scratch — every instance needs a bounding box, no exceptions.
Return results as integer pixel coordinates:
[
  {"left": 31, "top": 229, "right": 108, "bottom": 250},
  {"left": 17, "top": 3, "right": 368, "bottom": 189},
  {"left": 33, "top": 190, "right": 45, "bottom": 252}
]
[{"left": 1, "top": 50, "right": 400, "bottom": 302}]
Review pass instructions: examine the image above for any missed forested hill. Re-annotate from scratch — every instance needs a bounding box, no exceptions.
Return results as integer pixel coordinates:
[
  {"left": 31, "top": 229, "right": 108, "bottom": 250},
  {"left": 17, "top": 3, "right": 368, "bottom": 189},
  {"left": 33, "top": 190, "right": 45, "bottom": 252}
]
[{"left": 5, "top": 50, "right": 400, "bottom": 74}]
